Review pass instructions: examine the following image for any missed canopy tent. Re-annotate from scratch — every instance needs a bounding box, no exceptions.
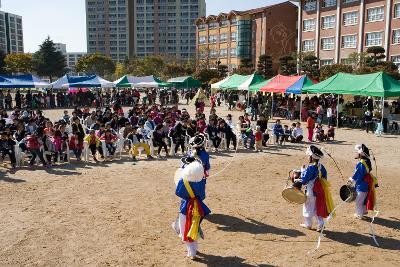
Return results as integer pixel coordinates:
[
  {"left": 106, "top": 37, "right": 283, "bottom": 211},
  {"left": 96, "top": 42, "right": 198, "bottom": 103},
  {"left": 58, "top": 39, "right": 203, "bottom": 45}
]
[
  {"left": 302, "top": 72, "right": 400, "bottom": 97},
  {"left": 237, "top": 73, "right": 266, "bottom": 91},
  {"left": 260, "top": 74, "right": 313, "bottom": 94},
  {"left": 167, "top": 76, "right": 201, "bottom": 89},
  {"left": 114, "top": 75, "right": 170, "bottom": 88},
  {"left": 248, "top": 78, "right": 273, "bottom": 92},
  {"left": 51, "top": 75, "right": 114, "bottom": 89},
  {"left": 219, "top": 74, "right": 252, "bottom": 90},
  {"left": 0, "top": 74, "right": 49, "bottom": 88},
  {"left": 210, "top": 76, "right": 231, "bottom": 89}
]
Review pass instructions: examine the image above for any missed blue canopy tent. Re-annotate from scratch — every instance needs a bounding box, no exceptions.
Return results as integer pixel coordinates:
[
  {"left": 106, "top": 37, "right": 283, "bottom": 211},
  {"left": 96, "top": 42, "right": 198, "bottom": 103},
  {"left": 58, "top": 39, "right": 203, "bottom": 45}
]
[
  {"left": 51, "top": 74, "right": 115, "bottom": 89},
  {"left": 0, "top": 75, "right": 49, "bottom": 88}
]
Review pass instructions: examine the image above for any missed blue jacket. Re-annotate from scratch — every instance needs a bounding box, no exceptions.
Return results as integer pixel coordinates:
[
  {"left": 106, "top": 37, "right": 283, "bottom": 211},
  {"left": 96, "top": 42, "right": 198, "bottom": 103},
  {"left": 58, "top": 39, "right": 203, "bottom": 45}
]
[
  {"left": 176, "top": 178, "right": 211, "bottom": 216},
  {"left": 301, "top": 163, "right": 327, "bottom": 185},
  {"left": 351, "top": 161, "right": 369, "bottom": 192}
]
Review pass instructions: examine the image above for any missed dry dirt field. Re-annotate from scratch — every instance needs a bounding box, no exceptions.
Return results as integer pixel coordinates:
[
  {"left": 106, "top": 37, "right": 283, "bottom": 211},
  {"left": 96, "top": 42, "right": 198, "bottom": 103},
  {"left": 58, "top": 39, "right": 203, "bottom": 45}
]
[{"left": 0, "top": 103, "right": 399, "bottom": 266}]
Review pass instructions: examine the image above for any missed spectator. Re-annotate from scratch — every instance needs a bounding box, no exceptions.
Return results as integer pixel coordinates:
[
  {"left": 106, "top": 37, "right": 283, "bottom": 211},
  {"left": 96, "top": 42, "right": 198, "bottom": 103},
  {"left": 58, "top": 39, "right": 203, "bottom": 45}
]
[
  {"left": 0, "top": 131, "right": 16, "bottom": 168},
  {"left": 206, "top": 119, "right": 221, "bottom": 151},
  {"left": 291, "top": 122, "right": 304, "bottom": 143},
  {"left": 306, "top": 113, "right": 316, "bottom": 142},
  {"left": 272, "top": 119, "right": 284, "bottom": 145},
  {"left": 84, "top": 130, "right": 104, "bottom": 162}
]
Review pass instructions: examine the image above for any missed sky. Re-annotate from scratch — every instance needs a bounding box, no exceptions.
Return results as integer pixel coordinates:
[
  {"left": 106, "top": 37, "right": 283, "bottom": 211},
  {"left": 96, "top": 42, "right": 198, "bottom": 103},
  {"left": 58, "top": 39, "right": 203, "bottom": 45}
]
[{"left": 1, "top": 0, "right": 284, "bottom": 53}]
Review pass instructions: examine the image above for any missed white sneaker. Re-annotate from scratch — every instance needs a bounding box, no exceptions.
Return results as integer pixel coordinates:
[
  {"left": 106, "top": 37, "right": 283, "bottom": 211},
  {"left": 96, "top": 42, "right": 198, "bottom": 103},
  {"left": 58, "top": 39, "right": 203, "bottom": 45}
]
[{"left": 300, "top": 223, "right": 312, "bottom": 230}]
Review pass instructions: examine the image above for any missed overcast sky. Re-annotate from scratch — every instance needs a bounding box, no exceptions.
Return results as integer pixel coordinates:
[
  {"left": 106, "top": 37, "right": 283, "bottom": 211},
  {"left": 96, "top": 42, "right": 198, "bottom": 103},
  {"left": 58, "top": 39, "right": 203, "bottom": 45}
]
[{"left": 1, "top": 0, "right": 284, "bottom": 53}]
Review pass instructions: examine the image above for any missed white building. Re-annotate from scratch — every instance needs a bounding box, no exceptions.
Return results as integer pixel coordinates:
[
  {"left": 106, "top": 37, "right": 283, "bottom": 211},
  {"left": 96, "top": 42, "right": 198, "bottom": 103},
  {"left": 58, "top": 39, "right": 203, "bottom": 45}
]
[
  {"left": 66, "top": 52, "right": 87, "bottom": 74},
  {"left": 54, "top": 43, "right": 67, "bottom": 54}
]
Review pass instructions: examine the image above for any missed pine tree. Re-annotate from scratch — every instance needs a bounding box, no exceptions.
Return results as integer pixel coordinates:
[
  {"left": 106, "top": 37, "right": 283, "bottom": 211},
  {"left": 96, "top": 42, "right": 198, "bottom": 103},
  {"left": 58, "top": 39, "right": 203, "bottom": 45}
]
[
  {"left": 256, "top": 54, "right": 274, "bottom": 78},
  {"left": 32, "top": 37, "right": 67, "bottom": 82}
]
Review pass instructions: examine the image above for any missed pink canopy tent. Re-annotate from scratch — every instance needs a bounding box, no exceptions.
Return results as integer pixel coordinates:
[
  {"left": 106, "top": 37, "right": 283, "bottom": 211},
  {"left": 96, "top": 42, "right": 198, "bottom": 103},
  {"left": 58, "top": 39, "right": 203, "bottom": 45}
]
[{"left": 68, "top": 88, "right": 90, "bottom": 93}]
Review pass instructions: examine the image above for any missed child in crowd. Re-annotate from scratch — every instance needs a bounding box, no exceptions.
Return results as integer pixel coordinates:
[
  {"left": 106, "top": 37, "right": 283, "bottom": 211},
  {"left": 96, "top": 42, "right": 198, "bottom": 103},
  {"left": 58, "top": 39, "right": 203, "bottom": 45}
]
[
  {"left": 52, "top": 130, "right": 64, "bottom": 163},
  {"left": 283, "top": 125, "right": 291, "bottom": 142},
  {"left": 63, "top": 110, "right": 70, "bottom": 124},
  {"left": 314, "top": 124, "right": 327, "bottom": 142},
  {"left": 255, "top": 126, "right": 263, "bottom": 152},
  {"left": 101, "top": 129, "right": 118, "bottom": 159},
  {"left": 327, "top": 126, "right": 335, "bottom": 141},
  {"left": 25, "top": 132, "right": 48, "bottom": 167},
  {"left": 69, "top": 132, "right": 83, "bottom": 161},
  {"left": 126, "top": 126, "right": 153, "bottom": 161},
  {"left": 153, "top": 124, "right": 169, "bottom": 157},
  {"left": 84, "top": 130, "right": 104, "bottom": 162}
]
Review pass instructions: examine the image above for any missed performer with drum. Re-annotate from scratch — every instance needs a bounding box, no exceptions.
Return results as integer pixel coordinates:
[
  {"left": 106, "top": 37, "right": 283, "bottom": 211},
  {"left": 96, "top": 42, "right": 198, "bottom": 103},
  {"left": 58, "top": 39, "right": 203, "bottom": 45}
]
[
  {"left": 298, "top": 145, "right": 335, "bottom": 231},
  {"left": 349, "top": 144, "right": 378, "bottom": 219}
]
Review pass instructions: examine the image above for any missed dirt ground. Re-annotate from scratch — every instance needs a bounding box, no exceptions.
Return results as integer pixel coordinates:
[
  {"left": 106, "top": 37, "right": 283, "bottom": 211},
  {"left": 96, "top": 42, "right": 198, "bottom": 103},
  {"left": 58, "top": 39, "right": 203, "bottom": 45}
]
[{"left": 0, "top": 103, "right": 399, "bottom": 267}]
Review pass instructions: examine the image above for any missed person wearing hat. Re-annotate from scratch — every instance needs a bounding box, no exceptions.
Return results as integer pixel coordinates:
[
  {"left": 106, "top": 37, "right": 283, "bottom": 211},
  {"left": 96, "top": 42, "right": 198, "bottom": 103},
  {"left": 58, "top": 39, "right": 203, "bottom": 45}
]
[
  {"left": 172, "top": 156, "right": 211, "bottom": 259},
  {"left": 349, "top": 144, "right": 378, "bottom": 219},
  {"left": 298, "top": 145, "right": 334, "bottom": 231},
  {"left": 189, "top": 134, "right": 210, "bottom": 177}
]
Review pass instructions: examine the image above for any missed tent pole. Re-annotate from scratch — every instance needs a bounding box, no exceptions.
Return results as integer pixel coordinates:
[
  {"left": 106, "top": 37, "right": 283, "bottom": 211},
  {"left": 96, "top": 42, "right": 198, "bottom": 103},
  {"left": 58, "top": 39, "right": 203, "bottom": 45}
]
[
  {"left": 247, "top": 89, "right": 250, "bottom": 108},
  {"left": 336, "top": 95, "right": 339, "bottom": 128},
  {"left": 381, "top": 96, "right": 384, "bottom": 126},
  {"left": 299, "top": 94, "right": 302, "bottom": 121}
]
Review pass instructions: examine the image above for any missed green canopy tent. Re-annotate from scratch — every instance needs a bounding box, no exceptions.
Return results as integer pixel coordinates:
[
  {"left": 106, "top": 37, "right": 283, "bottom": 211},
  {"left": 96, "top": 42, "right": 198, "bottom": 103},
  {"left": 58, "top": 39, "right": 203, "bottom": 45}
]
[
  {"left": 248, "top": 77, "right": 273, "bottom": 92},
  {"left": 303, "top": 72, "right": 400, "bottom": 127},
  {"left": 167, "top": 76, "right": 201, "bottom": 89},
  {"left": 219, "top": 74, "right": 252, "bottom": 90}
]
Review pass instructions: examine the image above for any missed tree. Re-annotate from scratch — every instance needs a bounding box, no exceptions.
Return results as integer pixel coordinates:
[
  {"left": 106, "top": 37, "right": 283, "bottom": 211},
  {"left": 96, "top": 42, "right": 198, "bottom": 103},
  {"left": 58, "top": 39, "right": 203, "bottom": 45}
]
[
  {"left": 0, "top": 50, "right": 7, "bottom": 74},
  {"left": 197, "top": 47, "right": 211, "bottom": 70},
  {"left": 256, "top": 54, "right": 274, "bottom": 78},
  {"left": 298, "top": 52, "right": 319, "bottom": 80},
  {"left": 113, "top": 62, "right": 127, "bottom": 80},
  {"left": 239, "top": 58, "right": 253, "bottom": 69},
  {"left": 278, "top": 55, "right": 297, "bottom": 75},
  {"left": 193, "top": 68, "right": 219, "bottom": 84},
  {"left": 348, "top": 52, "right": 368, "bottom": 69},
  {"left": 76, "top": 53, "right": 115, "bottom": 78},
  {"left": 4, "top": 53, "right": 33, "bottom": 74},
  {"left": 32, "top": 37, "right": 66, "bottom": 81},
  {"left": 127, "top": 55, "right": 165, "bottom": 77},
  {"left": 162, "top": 62, "right": 186, "bottom": 80},
  {"left": 366, "top": 46, "right": 386, "bottom": 67},
  {"left": 319, "top": 64, "right": 353, "bottom": 81},
  {"left": 217, "top": 64, "right": 228, "bottom": 78}
]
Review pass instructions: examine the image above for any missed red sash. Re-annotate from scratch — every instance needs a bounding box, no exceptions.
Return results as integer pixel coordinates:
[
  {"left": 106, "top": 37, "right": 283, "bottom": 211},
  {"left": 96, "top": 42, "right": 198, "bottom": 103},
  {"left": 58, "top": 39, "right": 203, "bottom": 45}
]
[
  {"left": 364, "top": 173, "right": 375, "bottom": 211},
  {"left": 313, "top": 178, "right": 329, "bottom": 218},
  {"left": 184, "top": 198, "right": 205, "bottom": 242}
]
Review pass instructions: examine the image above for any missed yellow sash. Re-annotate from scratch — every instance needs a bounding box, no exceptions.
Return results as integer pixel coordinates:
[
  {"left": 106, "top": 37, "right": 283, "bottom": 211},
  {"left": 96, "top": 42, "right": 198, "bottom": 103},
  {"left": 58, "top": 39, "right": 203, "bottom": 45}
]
[
  {"left": 317, "top": 164, "right": 335, "bottom": 216},
  {"left": 183, "top": 179, "right": 201, "bottom": 241}
]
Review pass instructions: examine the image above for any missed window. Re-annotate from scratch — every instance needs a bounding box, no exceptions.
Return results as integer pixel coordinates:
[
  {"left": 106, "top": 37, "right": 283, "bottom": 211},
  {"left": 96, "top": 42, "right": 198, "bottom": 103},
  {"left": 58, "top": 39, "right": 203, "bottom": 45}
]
[
  {"left": 304, "top": 0, "right": 316, "bottom": 11},
  {"left": 342, "top": 35, "right": 357, "bottom": 48},
  {"left": 321, "top": 37, "right": 335, "bottom": 50},
  {"left": 220, "top": 48, "right": 227, "bottom": 57},
  {"left": 391, "top": 55, "right": 400, "bottom": 67},
  {"left": 210, "top": 49, "right": 218, "bottom": 58},
  {"left": 322, "top": 0, "right": 336, "bottom": 8},
  {"left": 367, "top": 7, "right": 384, "bottom": 22},
  {"left": 322, "top": 15, "right": 335, "bottom": 29},
  {"left": 220, "top": 33, "right": 228, "bottom": 42},
  {"left": 302, "top": 40, "right": 315, "bottom": 51},
  {"left": 208, "top": 35, "right": 217, "bottom": 43},
  {"left": 343, "top": 11, "right": 358, "bottom": 26},
  {"left": 231, "top": 32, "right": 237, "bottom": 41},
  {"left": 343, "top": 0, "right": 358, "bottom": 3},
  {"left": 365, "top": 32, "right": 383, "bottom": 46},
  {"left": 221, "top": 20, "right": 229, "bottom": 26},
  {"left": 320, "top": 59, "right": 334, "bottom": 66},
  {"left": 209, "top": 22, "right": 218, "bottom": 29},
  {"left": 230, "top": 48, "right": 237, "bottom": 57},
  {"left": 303, "top": 19, "right": 316, "bottom": 31},
  {"left": 231, "top": 18, "right": 237, "bottom": 24},
  {"left": 341, "top": 58, "right": 353, "bottom": 65},
  {"left": 393, "top": 29, "right": 400, "bottom": 44},
  {"left": 199, "top": 36, "right": 206, "bottom": 44},
  {"left": 198, "top": 24, "right": 206, "bottom": 30},
  {"left": 395, "top": 4, "right": 400, "bottom": 19}
]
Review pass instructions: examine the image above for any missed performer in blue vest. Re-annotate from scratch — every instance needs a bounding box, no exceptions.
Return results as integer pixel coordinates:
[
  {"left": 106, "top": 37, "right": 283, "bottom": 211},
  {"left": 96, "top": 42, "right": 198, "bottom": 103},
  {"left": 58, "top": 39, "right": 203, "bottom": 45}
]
[
  {"left": 350, "top": 144, "right": 378, "bottom": 219},
  {"left": 172, "top": 156, "right": 211, "bottom": 259}
]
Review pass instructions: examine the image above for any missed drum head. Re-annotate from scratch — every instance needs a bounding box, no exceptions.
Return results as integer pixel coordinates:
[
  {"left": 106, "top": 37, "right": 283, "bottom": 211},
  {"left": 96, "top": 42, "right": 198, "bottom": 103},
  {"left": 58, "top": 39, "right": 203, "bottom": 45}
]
[
  {"left": 340, "top": 185, "right": 355, "bottom": 202},
  {"left": 282, "top": 187, "right": 306, "bottom": 204}
]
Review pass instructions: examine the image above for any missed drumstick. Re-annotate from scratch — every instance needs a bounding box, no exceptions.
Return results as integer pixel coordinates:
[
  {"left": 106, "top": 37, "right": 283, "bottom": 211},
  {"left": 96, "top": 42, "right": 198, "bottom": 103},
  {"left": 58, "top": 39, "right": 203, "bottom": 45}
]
[{"left": 322, "top": 147, "right": 345, "bottom": 181}]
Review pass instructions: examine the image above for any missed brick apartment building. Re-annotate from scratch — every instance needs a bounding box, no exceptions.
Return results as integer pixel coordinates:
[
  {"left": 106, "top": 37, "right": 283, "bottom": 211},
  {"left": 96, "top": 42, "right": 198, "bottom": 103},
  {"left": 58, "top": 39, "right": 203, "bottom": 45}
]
[
  {"left": 297, "top": 0, "right": 400, "bottom": 67},
  {"left": 195, "top": 1, "right": 298, "bottom": 72}
]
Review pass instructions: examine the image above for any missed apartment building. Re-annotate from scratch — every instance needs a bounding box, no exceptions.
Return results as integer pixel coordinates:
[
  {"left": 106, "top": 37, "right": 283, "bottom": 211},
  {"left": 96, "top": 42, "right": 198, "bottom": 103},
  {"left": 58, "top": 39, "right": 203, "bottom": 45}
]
[
  {"left": 0, "top": 11, "right": 23, "bottom": 54},
  {"left": 86, "top": 0, "right": 206, "bottom": 61},
  {"left": 195, "top": 2, "right": 298, "bottom": 71},
  {"left": 66, "top": 52, "right": 88, "bottom": 74},
  {"left": 298, "top": 0, "right": 400, "bottom": 66}
]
